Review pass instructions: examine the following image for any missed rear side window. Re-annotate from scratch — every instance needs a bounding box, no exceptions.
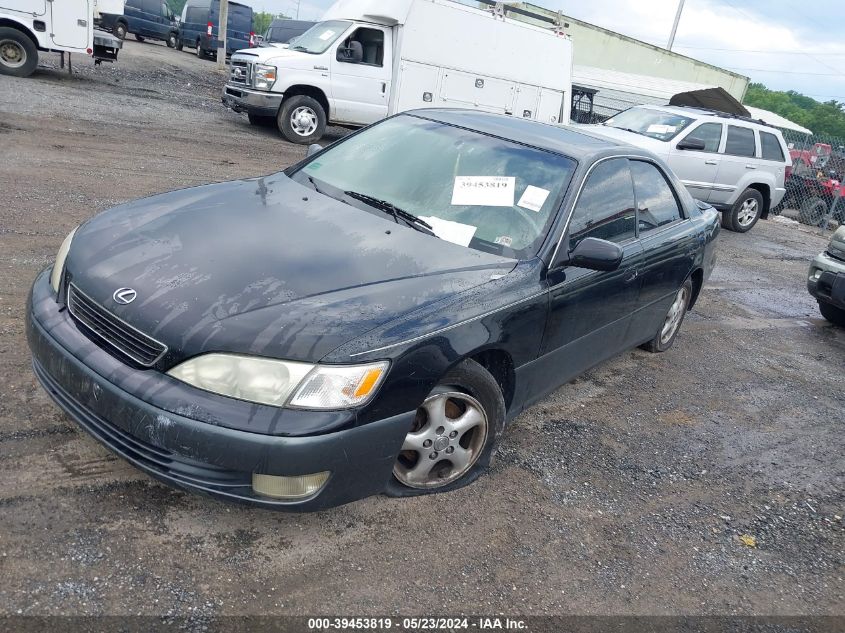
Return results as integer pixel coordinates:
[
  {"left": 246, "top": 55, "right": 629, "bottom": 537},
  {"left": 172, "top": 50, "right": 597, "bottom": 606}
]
[
  {"left": 569, "top": 158, "right": 637, "bottom": 247},
  {"left": 630, "top": 161, "right": 683, "bottom": 232},
  {"left": 186, "top": 6, "right": 206, "bottom": 23},
  {"left": 760, "top": 131, "right": 785, "bottom": 162},
  {"left": 683, "top": 122, "right": 722, "bottom": 153},
  {"left": 725, "top": 125, "right": 756, "bottom": 157}
]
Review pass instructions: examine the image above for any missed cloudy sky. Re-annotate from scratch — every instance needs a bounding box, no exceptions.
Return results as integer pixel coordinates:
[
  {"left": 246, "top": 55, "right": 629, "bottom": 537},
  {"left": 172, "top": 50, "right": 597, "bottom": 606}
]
[{"left": 250, "top": 0, "right": 845, "bottom": 102}]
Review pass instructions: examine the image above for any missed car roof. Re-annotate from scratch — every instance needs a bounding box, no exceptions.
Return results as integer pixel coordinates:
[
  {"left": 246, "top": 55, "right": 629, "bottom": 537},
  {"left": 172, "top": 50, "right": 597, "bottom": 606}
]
[
  {"left": 407, "top": 109, "right": 651, "bottom": 162},
  {"left": 269, "top": 19, "right": 316, "bottom": 28}
]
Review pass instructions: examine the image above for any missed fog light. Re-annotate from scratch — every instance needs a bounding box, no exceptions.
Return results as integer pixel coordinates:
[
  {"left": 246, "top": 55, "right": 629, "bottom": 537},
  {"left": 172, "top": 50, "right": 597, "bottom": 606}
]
[
  {"left": 811, "top": 269, "right": 822, "bottom": 280},
  {"left": 252, "top": 472, "right": 330, "bottom": 500}
]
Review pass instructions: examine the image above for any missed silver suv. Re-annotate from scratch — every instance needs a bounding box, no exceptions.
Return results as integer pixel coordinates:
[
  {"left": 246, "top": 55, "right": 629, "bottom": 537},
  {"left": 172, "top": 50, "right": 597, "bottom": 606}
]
[{"left": 587, "top": 105, "right": 791, "bottom": 233}]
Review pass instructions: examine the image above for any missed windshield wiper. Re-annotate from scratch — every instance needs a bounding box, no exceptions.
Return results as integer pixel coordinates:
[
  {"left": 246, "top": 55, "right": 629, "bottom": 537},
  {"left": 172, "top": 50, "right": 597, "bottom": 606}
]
[
  {"left": 344, "top": 191, "right": 435, "bottom": 234},
  {"left": 610, "top": 126, "right": 647, "bottom": 137}
]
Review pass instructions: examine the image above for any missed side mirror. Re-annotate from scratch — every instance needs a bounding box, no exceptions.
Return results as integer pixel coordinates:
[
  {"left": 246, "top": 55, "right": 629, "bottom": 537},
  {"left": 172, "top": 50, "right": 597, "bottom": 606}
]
[
  {"left": 676, "top": 138, "right": 707, "bottom": 151},
  {"left": 337, "top": 40, "right": 363, "bottom": 63},
  {"left": 567, "top": 237, "right": 623, "bottom": 272},
  {"left": 306, "top": 143, "right": 323, "bottom": 157}
]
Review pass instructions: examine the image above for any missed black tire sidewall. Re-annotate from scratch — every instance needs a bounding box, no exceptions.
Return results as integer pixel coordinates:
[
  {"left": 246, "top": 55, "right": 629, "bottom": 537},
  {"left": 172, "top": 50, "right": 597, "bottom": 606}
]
[
  {"left": 728, "top": 189, "right": 764, "bottom": 233},
  {"left": 135, "top": 34, "right": 145, "bottom": 42},
  {"left": 115, "top": 23, "right": 127, "bottom": 39},
  {"left": 384, "top": 359, "right": 506, "bottom": 498},
  {"left": 0, "top": 27, "right": 38, "bottom": 78},
  {"left": 196, "top": 40, "right": 203, "bottom": 57},
  {"left": 167, "top": 33, "right": 177, "bottom": 48},
  {"left": 644, "top": 277, "right": 693, "bottom": 353},
  {"left": 277, "top": 95, "right": 326, "bottom": 144}
]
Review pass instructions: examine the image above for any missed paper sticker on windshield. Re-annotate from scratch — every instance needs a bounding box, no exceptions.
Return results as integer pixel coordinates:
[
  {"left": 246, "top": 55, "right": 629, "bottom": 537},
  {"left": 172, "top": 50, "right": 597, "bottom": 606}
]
[
  {"left": 451, "top": 176, "right": 515, "bottom": 207},
  {"left": 319, "top": 30, "right": 335, "bottom": 41},
  {"left": 517, "top": 185, "right": 551, "bottom": 212},
  {"left": 646, "top": 124, "right": 675, "bottom": 134},
  {"left": 419, "top": 216, "right": 477, "bottom": 247},
  {"left": 494, "top": 236, "right": 513, "bottom": 247}
]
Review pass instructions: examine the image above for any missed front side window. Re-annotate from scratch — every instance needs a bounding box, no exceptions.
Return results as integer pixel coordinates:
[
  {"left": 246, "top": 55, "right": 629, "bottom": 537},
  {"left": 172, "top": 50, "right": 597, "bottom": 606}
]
[
  {"left": 682, "top": 122, "right": 722, "bottom": 153},
  {"left": 631, "top": 161, "right": 683, "bottom": 232},
  {"left": 604, "top": 107, "right": 694, "bottom": 141},
  {"left": 760, "top": 131, "right": 786, "bottom": 161},
  {"left": 725, "top": 125, "right": 756, "bottom": 157},
  {"left": 288, "top": 20, "right": 351, "bottom": 54},
  {"left": 569, "top": 158, "right": 636, "bottom": 247},
  {"left": 290, "top": 115, "right": 576, "bottom": 259},
  {"left": 340, "top": 27, "right": 384, "bottom": 66}
]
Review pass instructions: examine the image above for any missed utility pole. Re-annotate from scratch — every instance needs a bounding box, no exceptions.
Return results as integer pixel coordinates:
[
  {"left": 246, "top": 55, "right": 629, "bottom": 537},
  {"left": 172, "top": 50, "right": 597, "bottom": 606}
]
[
  {"left": 667, "top": 0, "right": 685, "bottom": 51},
  {"left": 217, "top": 0, "right": 229, "bottom": 71},
  {"left": 295, "top": 0, "right": 301, "bottom": 19}
]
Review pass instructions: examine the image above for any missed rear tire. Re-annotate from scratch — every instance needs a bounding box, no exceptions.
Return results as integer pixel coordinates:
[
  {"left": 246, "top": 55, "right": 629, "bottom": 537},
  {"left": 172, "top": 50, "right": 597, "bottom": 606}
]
[
  {"left": 723, "top": 188, "right": 764, "bottom": 233},
  {"left": 196, "top": 39, "right": 204, "bottom": 58},
  {"left": 641, "top": 278, "right": 693, "bottom": 353},
  {"left": 166, "top": 32, "right": 177, "bottom": 48},
  {"left": 385, "top": 359, "right": 506, "bottom": 497},
  {"left": 819, "top": 301, "right": 845, "bottom": 326},
  {"left": 0, "top": 27, "right": 38, "bottom": 78},
  {"left": 799, "top": 197, "right": 828, "bottom": 227},
  {"left": 277, "top": 95, "right": 327, "bottom": 144},
  {"left": 114, "top": 22, "right": 127, "bottom": 40},
  {"left": 135, "top": 34, "right": 145, "bottom": 42},
  {"left": 175, "top": 38, "right": 183, "bottom": 51}
]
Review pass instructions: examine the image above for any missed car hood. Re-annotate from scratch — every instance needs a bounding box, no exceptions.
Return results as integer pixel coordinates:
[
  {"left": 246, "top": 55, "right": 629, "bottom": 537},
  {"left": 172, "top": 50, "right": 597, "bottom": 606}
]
[
  {"left": 581, "top": 125, "right": 671, "bottom": 157},
  {"left": 66, "top": 173, "right": 514, "bottom": 365},
  {"left": 231, "top": 46, "right": 311, "bottom": 65}
]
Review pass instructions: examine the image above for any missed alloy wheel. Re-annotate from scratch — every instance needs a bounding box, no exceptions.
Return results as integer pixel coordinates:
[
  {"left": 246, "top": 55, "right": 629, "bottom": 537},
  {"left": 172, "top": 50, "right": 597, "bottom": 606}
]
[
  {"left": 0, "top": 39, "right": 25, "bottom": 68},
  {"left": 394, "top": 392, "right": 488, "bottom": 489},
  {"left": 290, "top": 106, "right": 318, "bottom": 137},
  {"left": 736, "top": 198, "right": 759, "bottom": 227},
  {"left": 660, "top": 285, "right": 689, "bottom": 346}
]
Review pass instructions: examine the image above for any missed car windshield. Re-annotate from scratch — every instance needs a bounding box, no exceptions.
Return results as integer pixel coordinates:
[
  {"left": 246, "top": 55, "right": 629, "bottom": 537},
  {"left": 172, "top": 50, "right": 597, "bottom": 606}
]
[
  {"left": 288, "top": 20, "right": 351, "bottom": 54},
  {"left": 604, "top": 107, "right": 694, "bottom": 141},
  {"left": 289, "top": 115, "right": 576, "bottom": 259}
]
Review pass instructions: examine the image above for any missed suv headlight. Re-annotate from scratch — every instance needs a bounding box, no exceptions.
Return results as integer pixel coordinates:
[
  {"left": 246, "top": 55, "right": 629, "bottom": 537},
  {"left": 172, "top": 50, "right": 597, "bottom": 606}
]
[
  {"left": 252, "top": 64, "right": 277, "bottom": 90},
  {"left": 50, "top": 227, "right": 77, "bottom": 293},
  {"left": 167, "top": 354, "right": 388, "bottom": 409}
]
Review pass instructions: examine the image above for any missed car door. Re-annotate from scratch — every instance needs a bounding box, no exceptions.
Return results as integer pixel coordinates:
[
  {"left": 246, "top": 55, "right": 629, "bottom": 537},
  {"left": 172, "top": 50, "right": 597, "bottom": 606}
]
[
  {"left": 537, "top": 158, "right": 644, "bottom": 389},
  {"left": 668, "top": 121, "right": 723, "bottom": 202},
  {"left": 709, "top": 124, "right": 758, "bottom": 206},
  {"left": 629, "top": 159, "right": 699, "bottom": 342},
  {"left": 329, "top": 25, "right": 392, "bottom": 125}
]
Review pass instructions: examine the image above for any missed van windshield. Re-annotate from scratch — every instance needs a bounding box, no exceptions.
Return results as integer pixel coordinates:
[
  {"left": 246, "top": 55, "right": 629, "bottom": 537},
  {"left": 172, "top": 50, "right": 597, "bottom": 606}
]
[
  {"left": 288, "top": 20, "right": 351, "bottom": 54},
  {"left": 604, "top": 107, "right": 694, "bottom": 141}
]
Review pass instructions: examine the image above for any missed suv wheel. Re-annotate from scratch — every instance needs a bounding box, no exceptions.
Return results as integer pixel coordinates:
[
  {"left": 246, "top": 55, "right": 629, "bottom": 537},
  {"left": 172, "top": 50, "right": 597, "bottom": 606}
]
[{"left": 724, "top": 188, "right": 764, "bottom": 233}]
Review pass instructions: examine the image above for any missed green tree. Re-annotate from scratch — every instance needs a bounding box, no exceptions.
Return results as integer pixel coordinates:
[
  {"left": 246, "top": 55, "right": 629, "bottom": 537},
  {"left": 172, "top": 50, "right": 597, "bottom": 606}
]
[
  {"left": 744, "top": 82, "right": 845, "bottom": 138},
  {"left": 253, "top": 11, "right": 275, "bottom": 35},
  {"left": 166, "top": 0, "right": 186, "bottom": 16}
]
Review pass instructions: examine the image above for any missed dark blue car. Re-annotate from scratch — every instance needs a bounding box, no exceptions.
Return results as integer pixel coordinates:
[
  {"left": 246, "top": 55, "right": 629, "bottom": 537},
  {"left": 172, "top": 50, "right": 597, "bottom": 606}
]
[
  {"left": 100, "top": 0, "right": 179, "bottom": 48},
  {"left": 178, "top": 0, "right": 254, "bottom": 58}
]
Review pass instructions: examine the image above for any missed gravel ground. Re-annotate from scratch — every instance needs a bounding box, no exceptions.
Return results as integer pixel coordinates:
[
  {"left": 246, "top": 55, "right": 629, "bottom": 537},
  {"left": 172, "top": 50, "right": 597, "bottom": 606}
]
[{"left": 0, "top": 41, "right": 843, "bottom": 620}]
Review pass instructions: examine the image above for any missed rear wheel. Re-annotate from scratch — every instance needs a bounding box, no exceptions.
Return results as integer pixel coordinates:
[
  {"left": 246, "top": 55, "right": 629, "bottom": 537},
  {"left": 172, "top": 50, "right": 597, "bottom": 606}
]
[
  {"left": 135, "top": 33, "right": 145, "bottom": 42},
  {"left": 386, "top": 359, "right": 506, "bottom": 496},
  {"left": 819, "top": 301, "right": 845, "bottom": 326},
  {"left": 166, "top": 32, "right": 177, "bottom": 48},
  {"left": 0, "top": 27, "right": 38, "bottom": 78},
  {"left": 114, "top": 22, "right": 127, "bottom": 40},
  {"left": 642, "top": 278, "right": 693, "bottom": 353},
  {"left": 175, "top": 38, "right": 183, "bottom": 51},
  {"left": 277, "top": 95, "right": 327, "bottom": 144},
  {"left": 799, "top": 197, "right": 828, "bottom": 227},
  {"left": 723, "top": 189, "right": 764, "bottom": 232},
  {"left": 196, "top": 39, "right": 204, "bottom": 58}
]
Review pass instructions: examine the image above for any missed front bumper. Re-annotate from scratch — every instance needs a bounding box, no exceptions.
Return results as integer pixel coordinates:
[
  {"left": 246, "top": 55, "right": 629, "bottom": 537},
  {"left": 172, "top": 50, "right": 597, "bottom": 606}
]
[
  {"left": 807, "top": 251, "right": 845, "bottom": 309},
  {"left": 26, "top": 270, "right": 413, "bottom": 510},
  {"left": 222, "top": 84, "right": 283, "bottom": 118}
]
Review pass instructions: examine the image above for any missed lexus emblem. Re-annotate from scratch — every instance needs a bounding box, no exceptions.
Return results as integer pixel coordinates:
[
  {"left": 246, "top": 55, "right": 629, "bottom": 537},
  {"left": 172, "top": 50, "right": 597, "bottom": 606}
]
[{"left": 113, "top": 287, "right": 137, "bottom": 305}]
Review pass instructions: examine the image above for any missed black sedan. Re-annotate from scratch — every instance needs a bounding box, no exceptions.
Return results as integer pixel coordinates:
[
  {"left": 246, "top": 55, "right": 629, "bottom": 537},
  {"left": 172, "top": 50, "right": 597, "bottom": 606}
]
[{"left": 27, "top": 109, "right": 720, "bottom": 510}]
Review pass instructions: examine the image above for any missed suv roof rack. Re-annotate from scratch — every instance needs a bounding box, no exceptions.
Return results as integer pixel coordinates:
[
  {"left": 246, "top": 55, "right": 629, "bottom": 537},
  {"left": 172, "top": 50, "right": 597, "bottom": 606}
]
[
  {"left": 474, "top": 0, "right": 569, "bottom": 34},
  {"left": 670, "top": 104, "right": 778, "bottom": 130}
]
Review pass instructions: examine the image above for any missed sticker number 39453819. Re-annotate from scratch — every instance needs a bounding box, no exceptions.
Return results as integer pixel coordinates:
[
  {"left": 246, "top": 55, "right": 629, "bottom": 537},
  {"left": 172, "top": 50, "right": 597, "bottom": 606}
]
[{"left": 451, "top": 176, "right": 515, "bottom": 207}]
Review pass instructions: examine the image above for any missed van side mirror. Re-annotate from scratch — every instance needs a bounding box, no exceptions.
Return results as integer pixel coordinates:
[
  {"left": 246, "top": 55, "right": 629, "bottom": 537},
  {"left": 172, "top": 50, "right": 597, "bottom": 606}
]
[
  {"left": 337, "top": 40, "right": 363, "bottom": 63},
  {"left": 677, "top": 138, "right": 707, "bottom": 151},
  {"left": 306, "top": 143, "right": 323, "bottom": 157},
  {"left": 564, "top": 237, "right": 623, "bottom": 272}
]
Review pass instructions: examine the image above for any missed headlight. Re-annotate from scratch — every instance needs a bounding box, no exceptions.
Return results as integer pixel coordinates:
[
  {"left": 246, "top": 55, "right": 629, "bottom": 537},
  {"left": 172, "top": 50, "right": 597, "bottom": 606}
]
[
  {"left": 252, "top": 64, "right": 276, "bottom": 90},
  {"left": 167, "top": 354, "right": 388, "bottom": 409},
  {"left": 50, "top": 227, "right": 77, "bottom": 293}
]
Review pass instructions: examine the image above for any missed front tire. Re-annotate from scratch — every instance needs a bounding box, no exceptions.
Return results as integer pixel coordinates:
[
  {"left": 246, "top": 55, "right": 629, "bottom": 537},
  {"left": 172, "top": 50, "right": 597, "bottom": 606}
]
[
  {"left": 114, "top": 22, "right": 127, "bottom": 40},
  {"left": 723, "top": 188, "right": 764, "bottom": 233},
  {"left": 0, "top": 27, "right": 39, "bottom": 78},
  {"left": 642, "top": 278, "right": 693, "bottom": 353},
  {"left": 386, "top": 359, "right": 506, "bottom": 497},
  {"left": 166, "top": 32, "right": 177, "bottom": 48},
  {"left": 277, "top": 95, "right": 327, "bottom": 144},
  {"left": 819, "top": 301, "right": 845, "bottom": 326}
]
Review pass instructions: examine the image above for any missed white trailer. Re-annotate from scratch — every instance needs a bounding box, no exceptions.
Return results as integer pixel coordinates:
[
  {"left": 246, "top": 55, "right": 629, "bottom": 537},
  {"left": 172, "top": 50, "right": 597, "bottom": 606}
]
[
  {"left": 222, "top": 0, "right": 573, "bottom": 143},
  {"left": 0, "top": 0, "right": 122, "bottom": 77}
]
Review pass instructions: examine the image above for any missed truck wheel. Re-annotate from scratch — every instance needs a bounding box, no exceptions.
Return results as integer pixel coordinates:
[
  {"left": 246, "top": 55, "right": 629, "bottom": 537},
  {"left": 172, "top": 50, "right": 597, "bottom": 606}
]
[
  {"left": 135, "top": 34, "right": 145, "bottom": 42},
  {"left": 0, "top": 27, "right": 38, "bottom": 78},
  {"left": 819, "top": 301, "right": 845, "bottom": 326},
  {"left": 195, "top": 39, "right": 204, "bottom": 58},
  {"left": 278, "top": 95, "right": 326, "bottom": 144},
  {"left": 175, "top": 38, "right": 183, "bottom": 51},
  {"left": 114, "top": 22, "right": 127, "bottom": 40},
  {"left": 799, "top": 198, "right": 828, "bottom": 227},
  {"left": 167, "top": 32, "right": 177, "bottom": 48},
  {"left": 723, "top": 189, "right": 764, "bottom": 233}
]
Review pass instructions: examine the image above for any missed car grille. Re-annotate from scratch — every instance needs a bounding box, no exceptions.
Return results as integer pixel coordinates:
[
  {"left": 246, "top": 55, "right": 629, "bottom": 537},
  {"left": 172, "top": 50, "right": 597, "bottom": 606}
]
[
  {"left": 67, "top": 284, "right": 167, "bottom": 367},
  {"left": 229, "top": 59, "right": 250, "bottom": 86}
]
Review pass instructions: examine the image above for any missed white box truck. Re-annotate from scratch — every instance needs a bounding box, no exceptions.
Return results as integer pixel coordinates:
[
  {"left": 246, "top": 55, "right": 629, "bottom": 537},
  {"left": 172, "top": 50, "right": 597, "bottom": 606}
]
[
  {"left": 222, "top": 0, "right": 573, "bottom": 144},
  {"left": 0, "top": 0, "right": 122, "bottom": 77}
]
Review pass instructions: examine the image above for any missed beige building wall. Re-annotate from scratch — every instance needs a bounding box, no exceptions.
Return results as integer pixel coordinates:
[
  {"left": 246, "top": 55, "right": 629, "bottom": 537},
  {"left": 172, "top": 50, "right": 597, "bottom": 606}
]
[{"left": 512, "top": 2, "right": 749, "bottom": 101}]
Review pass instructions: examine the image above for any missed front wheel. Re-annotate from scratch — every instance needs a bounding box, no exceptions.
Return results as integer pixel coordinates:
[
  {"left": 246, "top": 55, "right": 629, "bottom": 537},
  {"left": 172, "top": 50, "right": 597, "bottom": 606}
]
[
  {"left": 386, "top": 359, "right": 506, "bottom": 497},
  {"left": 166, "top": 32, "right": 177, "bottom": 48},
  {"left": 0, "top": 27, "right": 39, "bottom": 78},
  {"left": 819, "top": 301, "right": 845, "bottom": 326},
  {"left": 114, "top": 22, "right": 127, "bottom": 40},
  {"left": 277, "top": 95, "right": 327, "bottom": 144},
  {"left": 642, "top": 278, "right": 693, "bottom": 353},
  {"left": 723, "top": 189, "right": 764, "bottom": 232}
]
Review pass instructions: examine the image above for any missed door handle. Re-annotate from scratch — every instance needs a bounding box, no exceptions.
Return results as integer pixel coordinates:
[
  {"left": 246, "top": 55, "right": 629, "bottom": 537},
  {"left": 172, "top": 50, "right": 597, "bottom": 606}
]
[
  {"left": 745, "top": 164, "right": 757, "bottom": 169},
  {"left": 624, "top": 269, "right": 639, "bottom": 283},
  {"left": 381, "top": 81, "right": 386, "bottom": 94},
  {"left": 704, "top": 159, "right": 717, "bottom": 165}
]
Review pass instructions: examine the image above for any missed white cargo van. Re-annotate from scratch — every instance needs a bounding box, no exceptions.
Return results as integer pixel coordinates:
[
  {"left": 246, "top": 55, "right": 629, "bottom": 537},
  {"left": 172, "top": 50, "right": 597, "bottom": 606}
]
[
  {"left": 222, "top": 0, "right": 573, "bottom": 143},
  {"left": 0, "top": 0, "right": 122, "bottom": 77}
]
